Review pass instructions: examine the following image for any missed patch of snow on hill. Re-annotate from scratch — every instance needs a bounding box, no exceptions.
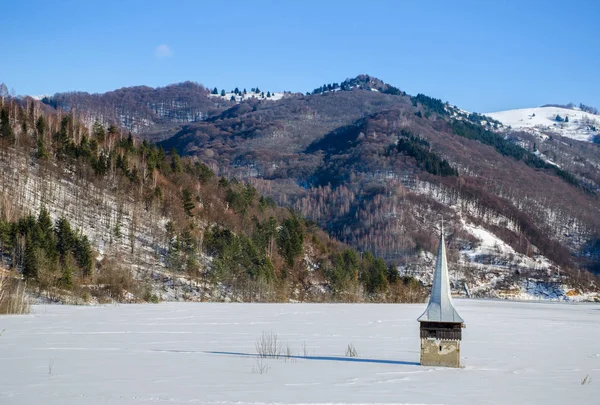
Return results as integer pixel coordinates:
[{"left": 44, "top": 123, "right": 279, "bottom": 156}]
[
  {"left": 28, "top": 94, "right": 51, "bottom": 100},
  {"left": 533, "top": 149, "right": 560, "bottom": 168},
  {"left": 485, "top": 106, "right": 600, "bottom": 142},
  {"left": 456, "top": 221, "right": 567, "bottom": 300},
  {"left": 461, "top": 221, "right": 549, "bottom": 270},
  {"left": 209, "top": 91, "right": 285, "bottom": 103}
]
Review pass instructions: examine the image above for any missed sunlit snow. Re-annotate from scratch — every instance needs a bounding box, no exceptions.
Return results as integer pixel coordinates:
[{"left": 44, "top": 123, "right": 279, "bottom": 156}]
[
  {"left": 209, "top": 91, "right": 285, "bottom": 103},
  {"left": 0, "top": 301, "right": 598, "bottom": 404},
  {"left": 485, "top": 106, "right": 600, "bottom": 142}
]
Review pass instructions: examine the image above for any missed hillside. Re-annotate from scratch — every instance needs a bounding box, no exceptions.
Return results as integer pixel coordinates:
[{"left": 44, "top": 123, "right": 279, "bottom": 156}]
[
  {"left": 158, "top": 78, "right": 600, "bottom": 299},
  {"left": 42, "top": 84, "right": 292, "bottom": 142},
  {"left": 42, "top": 82, "right": 231, "bottom": 140},
  {"left": 0, "top": 96, "right": 425, "bottom": 306},
  {"left": 486, "top": 106, "right": 600, "bottom": 143},
  {"left": 30, "top": 75, "right": 600, "bottom": 301}
]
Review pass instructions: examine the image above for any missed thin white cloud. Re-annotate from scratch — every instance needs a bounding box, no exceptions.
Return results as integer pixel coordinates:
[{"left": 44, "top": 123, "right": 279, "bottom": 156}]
[{"left": 155, "top": 44, "right": 172, "bottom": 58}]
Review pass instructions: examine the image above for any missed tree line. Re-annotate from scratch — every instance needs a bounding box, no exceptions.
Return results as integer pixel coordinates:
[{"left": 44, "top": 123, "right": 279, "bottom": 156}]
[
  {"left": 449, "top": 120, "right": 585, "bottom": 191},
  {"left": 0, "top": 207, "right": 93, "bottom": 291},
  {"left": 393, "top": 129, "right": 458, "bottom": 177}
]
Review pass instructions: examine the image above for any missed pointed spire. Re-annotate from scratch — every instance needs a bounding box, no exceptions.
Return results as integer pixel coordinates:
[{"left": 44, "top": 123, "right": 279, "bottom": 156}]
[{"left": 418, "top": 222, "right": 464, "bottom": 324}]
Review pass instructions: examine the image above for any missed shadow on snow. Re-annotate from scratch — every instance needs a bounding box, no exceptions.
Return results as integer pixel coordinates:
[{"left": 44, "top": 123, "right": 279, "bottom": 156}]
[{"left": 205, "top": 351, "right": 419, "bottom": 366}]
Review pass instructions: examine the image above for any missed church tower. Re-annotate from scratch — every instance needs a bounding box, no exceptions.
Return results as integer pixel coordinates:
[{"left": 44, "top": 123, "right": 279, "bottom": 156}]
[{"left": 417, "top": 224, "right": 465, "bottom": 368}]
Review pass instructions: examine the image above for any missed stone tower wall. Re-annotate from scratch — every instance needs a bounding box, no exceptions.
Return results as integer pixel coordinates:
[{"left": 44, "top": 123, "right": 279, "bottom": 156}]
[{"left": 420, "top": 338, "right": 460, "bottom": 368}]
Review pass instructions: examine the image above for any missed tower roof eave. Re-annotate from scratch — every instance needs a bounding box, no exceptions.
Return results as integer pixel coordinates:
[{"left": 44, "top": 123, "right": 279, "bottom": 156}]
[{"left": 417, "top": 303, "right": 464, "bottom": 324}]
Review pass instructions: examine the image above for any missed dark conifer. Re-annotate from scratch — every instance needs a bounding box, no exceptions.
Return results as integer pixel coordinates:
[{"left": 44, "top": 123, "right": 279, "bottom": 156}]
[
  {"left": 0, "top": 107, "right": 14, "bottom": 139},
  {"left": 170, "top": 148, "right": 182, "bottom": 173},
  {"left": 182, "top": 189, "right": 195, "bottom": 217}
]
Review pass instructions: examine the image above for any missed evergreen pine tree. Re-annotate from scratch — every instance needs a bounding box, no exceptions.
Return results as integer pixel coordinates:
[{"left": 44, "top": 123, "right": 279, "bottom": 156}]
[
  {"left": 181, "top": 189, "right": 195, "bottom": 217},
  {"left": 75, "top": 235, "right": 93, "bottom": 278},
  {"left": 36, "top": 115, "right": 45, "bottom": 136},
  {"left": 23, "top": 239, "right": 39, "bottom": 280},
  {"left": 55, "top": 116, "right": 71, "bottom": 157},
  {"left": 92, "top": 120, "right": 105, "bottom": 141},
  {"left": 170, "top": 148, "right": 182, "bottom": 173},
  {"left": 369, "top": 257, "right": 388, "bottom": 293},
  {"left": 37, "top": 207, "right": 56, "bottom": 260},
  {"left": 55, "top": 217, "right": 74, "bottom": 260},
  {"left": 277, "top": 214, "right": 304, "bottom": 267},
  {"left": 126, "top": 132, "right": 134, "bottom": 150},
  {"left": 36, "top": 137, "right": 48, "bottom": 159},
  {"left": 37, "top": 207, "right": 53, "bottom": 238},
  {"left": 387, "top": 264, "right": 399, "bottom": 283},
  {"left": 0, "top": 107, "right": 14, "bottom": 139},
  {"left": 60, "top": 256, "right": 74, "bottom": 289}
]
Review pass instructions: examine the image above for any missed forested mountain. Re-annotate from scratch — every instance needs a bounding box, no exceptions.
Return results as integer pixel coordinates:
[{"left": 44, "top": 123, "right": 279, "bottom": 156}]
[
  {"left": 0, "top": 95, "right": 425, "bottom": 307},
  {"left": 27, "top": 75, "right": 600, "bottom": 301},
  {"left": 42, "top": 82, "right": 232, "bottom": 140}
]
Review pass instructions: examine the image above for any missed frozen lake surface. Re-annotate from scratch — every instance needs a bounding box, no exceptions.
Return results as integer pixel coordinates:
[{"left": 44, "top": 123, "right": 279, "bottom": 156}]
[{"left": 0, "top": 300, "right": 598, "bottom": 404}]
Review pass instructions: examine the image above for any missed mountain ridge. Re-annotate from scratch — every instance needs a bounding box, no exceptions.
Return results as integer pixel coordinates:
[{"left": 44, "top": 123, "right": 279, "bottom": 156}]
[{"left": 20, "top": 75, "right": 600, "bottom": 300}]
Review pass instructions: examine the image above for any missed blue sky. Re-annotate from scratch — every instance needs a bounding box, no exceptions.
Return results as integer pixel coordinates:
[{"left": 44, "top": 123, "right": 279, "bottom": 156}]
[{"left": 1, "top": 0, "right": 598, "bottom": 112}]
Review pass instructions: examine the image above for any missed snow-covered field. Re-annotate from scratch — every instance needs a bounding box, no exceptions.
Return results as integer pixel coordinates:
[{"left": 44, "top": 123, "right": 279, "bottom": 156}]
[
  {"left": 485, "top": 106, "right": 599, "bottom": 142},
  {"left": 0, "top": 301, "right": 598, "bottom": 404}
]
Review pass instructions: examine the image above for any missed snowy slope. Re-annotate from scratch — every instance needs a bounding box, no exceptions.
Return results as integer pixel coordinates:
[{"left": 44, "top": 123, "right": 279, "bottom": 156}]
[
  {"left": 460, "top": 222, "right": 551, "bottom": 269},
  {"left": 209, "top": 91, "right": 286, "bottom": 103},
  {"left": 403, "top": 181, "right": 592, "bottom": 301},
  {"left": 485, "top": 106, "right": 600, "bottom": 142},
  {"left": 0, "top": 301, "right": 598, "bottom": 405}
]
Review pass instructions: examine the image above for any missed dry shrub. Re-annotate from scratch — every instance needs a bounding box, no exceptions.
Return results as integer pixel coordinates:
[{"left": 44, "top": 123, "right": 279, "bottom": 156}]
[
  {"left": 387, "top": 277, "right": 427, "bottom": 303},
  {"left": 234, "top": 277, "right": 276, "bottom": 303},
  {"left": 255, "top": 331, "right": 283, "bottom": 358},
  {"left": 96, "top": 257, "right": 134, "bottom": 300},
  {"left": 0, "top": 272, "right": 30, "bottom": 314},
  {"left": 345, "top": 343, "right": 358, "bottom": 357},
  {"left": 252, "top": 357, "right": 269, "bottom": 374}
]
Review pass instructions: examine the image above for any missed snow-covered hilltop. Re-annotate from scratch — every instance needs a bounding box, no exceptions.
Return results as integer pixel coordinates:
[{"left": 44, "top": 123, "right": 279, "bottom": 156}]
[
  {"left": 209, "top": 89, "right": 286, "bottom": 103},
  {"left": 486, "top": 106, "right": 600, "bottom": 143}
]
